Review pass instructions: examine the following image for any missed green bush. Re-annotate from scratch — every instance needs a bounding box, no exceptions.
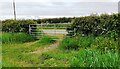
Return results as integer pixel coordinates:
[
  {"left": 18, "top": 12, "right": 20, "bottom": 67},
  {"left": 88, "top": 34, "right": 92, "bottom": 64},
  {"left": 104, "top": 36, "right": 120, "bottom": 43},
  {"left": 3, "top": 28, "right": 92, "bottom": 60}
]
[
  {"left": 36, "top": 17, "right": 72, "bottom": 23},
  {"left": 1, "top": 32, "right": 35, "bottom": 43},
  {"left": 67, "top": 13, "right": 120, "bottom": 37},
  {"left": 2, "top": 19, "right": 37, "bottom": 33},
  {"left": 91, "top": 36, "right": 118, "bottom": 52}
]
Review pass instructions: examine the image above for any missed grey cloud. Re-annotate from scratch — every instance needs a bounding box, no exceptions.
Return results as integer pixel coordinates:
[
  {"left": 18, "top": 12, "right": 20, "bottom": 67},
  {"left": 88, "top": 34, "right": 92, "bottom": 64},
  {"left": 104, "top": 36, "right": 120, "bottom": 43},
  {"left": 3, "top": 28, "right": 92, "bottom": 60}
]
[
  {"left": 51, "top": 2, "right": 66, "bottom": 6},
  {"left": 0, "top": 2, "right": 13, "bottom": 15},
  {"left": 0, "top": 2, "right": 118, "bottom": 17}
]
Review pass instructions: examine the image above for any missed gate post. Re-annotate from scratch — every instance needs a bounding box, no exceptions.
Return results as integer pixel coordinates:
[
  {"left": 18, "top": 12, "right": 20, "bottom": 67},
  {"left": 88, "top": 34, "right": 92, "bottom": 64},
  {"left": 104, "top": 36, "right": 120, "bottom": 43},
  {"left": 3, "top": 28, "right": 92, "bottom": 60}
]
[{"left": 29, "top": 24, "right": 31, "bottom": 35}]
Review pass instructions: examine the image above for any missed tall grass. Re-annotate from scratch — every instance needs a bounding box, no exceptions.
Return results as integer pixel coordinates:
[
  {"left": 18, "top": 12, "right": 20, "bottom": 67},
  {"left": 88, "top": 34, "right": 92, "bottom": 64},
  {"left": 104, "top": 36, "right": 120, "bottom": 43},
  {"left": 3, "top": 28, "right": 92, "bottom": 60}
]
[
  {"left": 69, "top": 49, "right": 118, "bottom": 67},
  {"left": 38, "top": 48, "right": 118, "bottom": 67},
  {"left": 1, "top": 32, "right": 35, "bottom": 43},
  {"left": 55, "top": 35, "right": 118, "bottom": 67},
  {"left": 59, "top": 35, "right": 118, "bottom": 52},
  {"left": 59, "top": 37, "right": 79, "bottom": 50}
]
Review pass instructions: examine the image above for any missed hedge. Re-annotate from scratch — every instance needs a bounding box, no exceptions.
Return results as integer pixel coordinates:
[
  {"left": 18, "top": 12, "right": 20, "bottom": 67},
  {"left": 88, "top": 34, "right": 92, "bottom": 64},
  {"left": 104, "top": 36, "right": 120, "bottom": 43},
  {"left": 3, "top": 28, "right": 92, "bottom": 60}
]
[
  {"left": 2, "top": 19, "right": 37, "bottom": 33},
  {"left": 2, "top": 13, "right": 120, "bottom": 36},
  {"left": 67, "top": 13, "right": 120, "bottom": 38}
]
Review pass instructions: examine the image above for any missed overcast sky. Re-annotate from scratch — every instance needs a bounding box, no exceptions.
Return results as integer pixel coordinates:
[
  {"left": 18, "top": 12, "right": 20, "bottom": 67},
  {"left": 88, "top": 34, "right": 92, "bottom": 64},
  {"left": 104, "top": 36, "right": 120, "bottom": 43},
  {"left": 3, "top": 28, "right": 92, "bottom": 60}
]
[{"left": 0, "top": 0, "right": 119, "bottom": 20}]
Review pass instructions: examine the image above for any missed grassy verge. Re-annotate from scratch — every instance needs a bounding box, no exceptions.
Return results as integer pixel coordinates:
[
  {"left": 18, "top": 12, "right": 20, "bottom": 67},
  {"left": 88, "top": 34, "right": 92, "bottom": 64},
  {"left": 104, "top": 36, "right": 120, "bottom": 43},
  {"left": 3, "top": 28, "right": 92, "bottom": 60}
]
[
  {"left": 2, "top": 34, "right": 57, "bottom": 67},
  {"left": 1, "top": 32, "right": 35, "bottom": 43}
]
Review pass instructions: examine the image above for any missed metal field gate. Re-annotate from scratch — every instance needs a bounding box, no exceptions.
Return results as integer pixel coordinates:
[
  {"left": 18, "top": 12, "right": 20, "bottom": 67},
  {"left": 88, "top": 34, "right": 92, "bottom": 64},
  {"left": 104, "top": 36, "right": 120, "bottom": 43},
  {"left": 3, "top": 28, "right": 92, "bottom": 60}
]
[{"left": 29, "top": 23, "right": 72, "bottom": 39}]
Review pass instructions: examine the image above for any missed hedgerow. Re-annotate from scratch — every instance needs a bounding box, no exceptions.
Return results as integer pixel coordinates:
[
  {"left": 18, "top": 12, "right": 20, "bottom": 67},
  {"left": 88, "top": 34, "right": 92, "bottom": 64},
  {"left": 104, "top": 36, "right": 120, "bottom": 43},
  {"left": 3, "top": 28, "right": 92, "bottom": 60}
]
[
  {"left": 2, "top": 19, "right": 37, "bottom": 33},
  {"left": 67, "top": 13, "right": 120, "bottom": 38},
  {"left": 2, "top": 13, "right": 119, "bottom": 36}
]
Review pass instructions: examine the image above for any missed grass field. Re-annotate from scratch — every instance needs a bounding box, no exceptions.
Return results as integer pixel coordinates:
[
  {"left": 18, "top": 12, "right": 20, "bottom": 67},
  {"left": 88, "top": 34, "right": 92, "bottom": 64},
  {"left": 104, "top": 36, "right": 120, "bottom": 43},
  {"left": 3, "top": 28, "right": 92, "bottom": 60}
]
[
  {"left": 2, "top": 32, "right": 119, "bottom": 67},
  {"left": 2, "top": 33, "right": 57, "bottom": 67}
]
